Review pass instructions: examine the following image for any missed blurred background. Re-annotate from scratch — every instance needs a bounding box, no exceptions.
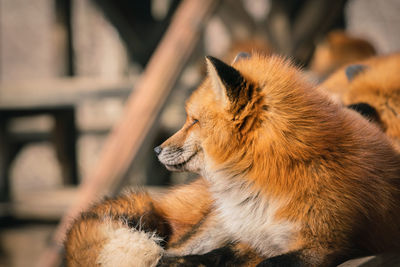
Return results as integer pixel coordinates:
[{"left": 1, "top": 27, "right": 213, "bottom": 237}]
[{"left": 0, "top": 0, "right": 399, "bottom": 266}]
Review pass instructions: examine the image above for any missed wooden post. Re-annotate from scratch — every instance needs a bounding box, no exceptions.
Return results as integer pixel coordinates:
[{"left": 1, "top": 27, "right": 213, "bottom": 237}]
[{"left": 37, "top": 0, "right": 218, "bottom": 266}]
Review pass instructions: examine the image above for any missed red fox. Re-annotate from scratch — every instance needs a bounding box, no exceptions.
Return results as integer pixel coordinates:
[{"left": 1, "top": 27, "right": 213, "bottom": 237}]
[
  {"left": 309, "top": 30, "right": 376, "bottom": 79},
  {"left": 65, "top": 54, "right": 400, "bottom": 266},
  {"left": 321, "top": 53, "right": 400, "bottom": 151}
]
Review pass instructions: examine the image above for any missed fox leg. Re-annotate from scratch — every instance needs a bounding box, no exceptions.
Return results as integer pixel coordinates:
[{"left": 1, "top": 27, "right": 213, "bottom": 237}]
[
  {"left": 158, "top": 242, "right": 264, "bottom": 267},
  {"left": 156, "top": 178, "right": 229, "bottom": 256},
  {"left": 256, "top": 252, "right": 309, "bottom": 267}
]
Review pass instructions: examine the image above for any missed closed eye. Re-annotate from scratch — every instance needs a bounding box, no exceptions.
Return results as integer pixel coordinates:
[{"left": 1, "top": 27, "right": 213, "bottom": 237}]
[
  {"left": 187, "top": 118, "right": 199, "bottom": 129},
  {"left": 191, "top": 119, "right": 199, "bottom": 126}
]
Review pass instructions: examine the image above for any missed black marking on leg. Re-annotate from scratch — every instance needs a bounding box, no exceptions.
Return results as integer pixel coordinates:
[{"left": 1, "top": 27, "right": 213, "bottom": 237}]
[
  {"left": 168, "top": 208, "right": 211, "bottom": 249},
  {"left": 256, "top": 252, "right": 306, "bottom": 267},
  {"left": 158, "top": 244, "right": 251, "bottom": 267}
]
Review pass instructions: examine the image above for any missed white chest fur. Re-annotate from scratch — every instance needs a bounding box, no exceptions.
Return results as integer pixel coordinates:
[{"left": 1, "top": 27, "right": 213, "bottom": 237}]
[{"left": 209, "top": 175, "right": 298, "bottom": 257}]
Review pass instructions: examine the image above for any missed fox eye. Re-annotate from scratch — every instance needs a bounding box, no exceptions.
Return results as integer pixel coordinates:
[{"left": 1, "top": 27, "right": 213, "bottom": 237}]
[
  {"left": 188, "top": 118, "right": 199, "bottom": 127},
  {"left": 186, "top": 114, "right": 199, "bottom": 127}
]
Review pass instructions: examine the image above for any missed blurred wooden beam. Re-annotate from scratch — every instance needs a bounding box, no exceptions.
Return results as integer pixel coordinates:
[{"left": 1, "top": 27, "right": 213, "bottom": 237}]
[
  {"left": 37, "top": 0, "right": 218, "bottom": 266},
  {"left": 12, "top": 187, "right": 78, "bottom": 220},
  {"left": 55, "top": 0, "right": 74, "bottom": 76},
  {"left": 0, "top": 77, "right": 134, "bottom": 108}
]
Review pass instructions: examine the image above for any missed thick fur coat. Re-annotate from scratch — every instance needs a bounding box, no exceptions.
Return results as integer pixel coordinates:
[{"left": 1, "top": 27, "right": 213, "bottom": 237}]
[{"left": 65, "top": 54, "right": 400, "bottom": 267}]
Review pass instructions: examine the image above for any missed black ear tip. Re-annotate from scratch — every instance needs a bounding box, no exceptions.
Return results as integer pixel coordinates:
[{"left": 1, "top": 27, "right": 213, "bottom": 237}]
[
  {"left": 345, "top": 64, "right": 368, "bottom": 82},
  {"left": 205, "top": 56, "right": 237, "bottom": 77},
  {"left": 205, "top": 55, "right": 214, "bottom": 61},
  {"left": 205, "top": 55, "right": 222, "bottom": 65}
]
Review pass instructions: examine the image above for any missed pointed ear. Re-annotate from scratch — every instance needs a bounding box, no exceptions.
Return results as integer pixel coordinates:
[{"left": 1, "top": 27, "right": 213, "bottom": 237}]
[
  {"left": 345, "top": 64, "right": 368, "bottom": 82},
  {"left": 232, "top": 52, "right": 251, "bottom": 64},
  {"left": 205, "top": 56, "right": 245, "bottom": 106}
]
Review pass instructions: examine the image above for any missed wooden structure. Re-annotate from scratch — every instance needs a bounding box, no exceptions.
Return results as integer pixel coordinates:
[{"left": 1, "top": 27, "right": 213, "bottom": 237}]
[
  {"left": 37, "top": 0, "right": 218, "bottom": 266},
  {"left": 0, "top": 78, "right": 133, "bottom": 206}
]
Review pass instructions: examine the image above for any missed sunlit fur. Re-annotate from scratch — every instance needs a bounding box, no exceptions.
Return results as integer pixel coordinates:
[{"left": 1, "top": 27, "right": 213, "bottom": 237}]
[
  {"left": 158, "top": 54, "right": 400, "bottom": 265},
  {"left": 309, "top": 30, "right": 376, "bottom": 79},
  {"left": 321, "top": 53, "right": 400, "bottom": 151},
  {"left": 66, "top": 54, "right": 400, "bottom": 267}
]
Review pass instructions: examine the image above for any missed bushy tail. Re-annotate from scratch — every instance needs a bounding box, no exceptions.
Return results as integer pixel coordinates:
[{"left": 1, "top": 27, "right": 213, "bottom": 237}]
[
  {"left": 65, "top": 192, "right": 167, "bottom": 267},
  {"left": 97, "top": 220, "right": 163, "bottom": 267}
]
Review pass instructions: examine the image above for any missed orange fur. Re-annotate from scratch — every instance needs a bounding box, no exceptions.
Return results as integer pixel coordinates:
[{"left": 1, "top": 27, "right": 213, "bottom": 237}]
[
  {"left": 321, "top": 53, "right": 400, "bottom": 150},
  {"left": 310, "top": 31, "right": 376, "bottom": 78},
  {"left": 66, "top": 54, "right": 400, "bottom": 267},
  {"left": 158, "top": 54, "right": 400, "bottom": 265}
]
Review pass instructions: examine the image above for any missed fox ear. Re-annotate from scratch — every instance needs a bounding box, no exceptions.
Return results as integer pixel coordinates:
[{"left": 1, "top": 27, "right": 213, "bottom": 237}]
[
  {"left": 205, "top": 56, "right": 245, "bottom": 106},
  {"left": 232, "top": 52, "right": 251, "bottom": 64},
  {"left": 345, "top": 64, "right": 367, "bottom": 82}
]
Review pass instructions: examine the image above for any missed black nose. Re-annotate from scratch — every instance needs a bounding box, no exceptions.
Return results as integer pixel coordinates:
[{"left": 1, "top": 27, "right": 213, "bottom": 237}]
[{"left": 154, "top": 146, "right": 162, "bottom": 155}]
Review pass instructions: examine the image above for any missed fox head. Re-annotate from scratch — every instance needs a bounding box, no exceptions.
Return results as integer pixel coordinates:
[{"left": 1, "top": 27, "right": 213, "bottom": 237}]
[{"left": 155, "top": 54, "right": 369, "bottom": 185}]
